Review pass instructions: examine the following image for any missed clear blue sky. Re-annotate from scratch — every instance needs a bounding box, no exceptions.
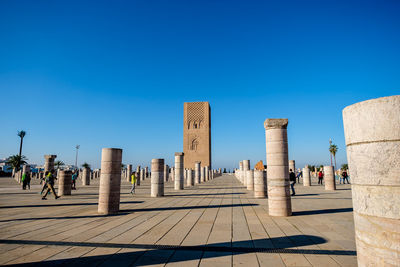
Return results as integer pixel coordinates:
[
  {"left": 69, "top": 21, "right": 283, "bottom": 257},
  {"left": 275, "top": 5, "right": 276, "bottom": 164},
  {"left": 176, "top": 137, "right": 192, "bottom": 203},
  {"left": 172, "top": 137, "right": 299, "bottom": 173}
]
[{"left": 1, "top": 0, "right": 399, "bottom": 170}]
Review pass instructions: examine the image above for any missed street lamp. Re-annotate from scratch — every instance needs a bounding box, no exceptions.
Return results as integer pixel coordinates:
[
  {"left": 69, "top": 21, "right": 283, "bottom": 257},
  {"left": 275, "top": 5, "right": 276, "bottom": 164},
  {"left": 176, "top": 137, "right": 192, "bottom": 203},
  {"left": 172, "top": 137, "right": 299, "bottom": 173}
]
[{"left": 75, "top": 145, "right": 80, "bottom": 170}]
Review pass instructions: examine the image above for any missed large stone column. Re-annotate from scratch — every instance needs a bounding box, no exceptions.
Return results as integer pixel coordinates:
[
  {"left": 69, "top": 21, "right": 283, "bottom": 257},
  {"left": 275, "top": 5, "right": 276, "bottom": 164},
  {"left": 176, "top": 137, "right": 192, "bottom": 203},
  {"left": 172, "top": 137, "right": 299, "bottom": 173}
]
[
  {"left": 289, "top": 160, "right": 295, "bottom": 173},
  {"left": 200, "top": 166, "right": 205, "bottom": 183},
  {"left": 136, "top": 166, "right": 141, "bottom": 185},
  {"left": 254, "top": 170, "right": 267, "bottom": 198},
  {"left": 195, "top": 162, "right": 201, "bottom": 184},
  {"left": 205, "top": 166, "right": 209, "bottom": 181},
  {"left": 174, "top": 152, "right": 184, "bottom": 190},
  {"left": 246, "top": 169, "right": 254, "bottom": 191},
  {"left": 324, "top": 166, "right": 336, "bottom": 190},
  {"left": 264, "top": 118, "right": 291, "bottom": 217},
  {"left": 239, "top": 161, "right": 243, "bottom": 183},
  {"left": 170, "top": 167, "right": 175, "bottom": 182},
  {"left": 187, "top": 169, "right": 193, "bottom": 187},
  {"left": 151, "top": 159, "right": 164, "bottom": 197},
  {"left": 58, "top": 170, "right": 72, "bottom": 196},
  {"left": 98, "top": 148, "right": 122, "bottom": 215},
  {"left": 242, "top": 160, "right": 250, "bottom": 186},
  {"left": 303, "top": 165, "right": 311, "bottom": 186},
  {"left": 126, "top": 164, "right": 132, "bottom": 182},
  {"left": 343, "top": 95, "right": 400, "bottom": 266},
  {"left": 164, "top": 164, "right": 169, "bottom": 182},
  {"left": 44, "top": 155, "right": 57, "bottom": 173},
  {"left": 82, "top": 167, "right": 90, "bottom": 186},
  {"left": 140, "top": 168, "right": 144, "bottom": 181}
]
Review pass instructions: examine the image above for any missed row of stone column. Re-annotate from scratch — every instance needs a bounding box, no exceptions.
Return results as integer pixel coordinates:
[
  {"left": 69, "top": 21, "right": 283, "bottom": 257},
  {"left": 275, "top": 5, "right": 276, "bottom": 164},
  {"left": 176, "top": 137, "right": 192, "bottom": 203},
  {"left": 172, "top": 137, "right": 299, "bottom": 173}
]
[{"left": 235, "top": 160, "right": 267, "bottom": 198}]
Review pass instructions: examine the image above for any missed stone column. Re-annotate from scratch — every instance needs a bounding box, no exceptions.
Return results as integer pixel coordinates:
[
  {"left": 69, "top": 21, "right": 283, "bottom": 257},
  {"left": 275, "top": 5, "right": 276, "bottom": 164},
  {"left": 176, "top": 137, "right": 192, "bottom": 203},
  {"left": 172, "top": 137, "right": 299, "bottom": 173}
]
[
  {"left": 98, "top": 148, "right": 122, "bottom": 215},
  {"left": 254, "top": 170, "right": 267, "bottom": 198},
  {"left": 211, "top": 170, "right": 214, "bottom": 179},
  {"left": 246, "top": 169, "right": 254, "bottom": 191},
  {"left": 264, "top": 118, "right": 291, "bottom": 217},
  {"left": 164, "top": 164, "right": 169, "bottom": 182},
  {"left": 289, "top": 160, "right": 295, "bottom": 173},
  {"left": 200, "top": 166, "right": 205, "bottom": 182},
  {"left": 140, "top": 168, "right": 144, "bottom": 181},
  {"left": 151, "top": 159, "right": 164, "bottom": 197},
  {"left": 324, "top": 166, "right": 336, "bottom": 190},
  {"left": 303, "top": 166, "right": 311, "bottom": 186},
  {"left": 343, "top": 95, "right": 400, "bottom": 266},
  {"left": 126, "top": 164, "right": 132, "bottom": 182},
  {"left": 44, "top": 155, "right": 57, "bottom": 173},
  {"left": 242, "top": 160, "right": 250, "bottom": 186},
  {"left": 170, "top": 167, "right": 175, "bottom": 182},
  {"left": 187, "top": 169, "right": 194, "bottom": 187},
  {"left": 174, "top": 152, "right": 184, "bottom": 190},
  {"left": 239, "top": 161, "right": 243, "bottom": 183},
  {"left": 58, "top": 170, "right": 72, "bottom": 196},
  {"left": 205, "top": 166, "right": 209, "bottom": 181},
  {"left": 136, "top": 166, "right": 141, "bottom": 185},
  {"left": 195, "top": 162, "right": 201, "bottom": 184},
  {"left": 82, "top": 167, "right": 90, "bottom": 185}
]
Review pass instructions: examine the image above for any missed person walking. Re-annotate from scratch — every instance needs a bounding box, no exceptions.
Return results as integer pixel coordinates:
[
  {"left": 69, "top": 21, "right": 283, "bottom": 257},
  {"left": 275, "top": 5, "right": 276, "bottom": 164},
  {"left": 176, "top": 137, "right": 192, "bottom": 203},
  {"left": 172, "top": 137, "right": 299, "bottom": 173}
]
[
  {"left": 40, "top": 171, "right": 49, "bottom": 195},
  {"left": 41, "top": 170, "right": 59, "bottom": 200},
  {"left": 289, "top": 169, "right": 296, "bottom": 196},
  {"left": 21, "top": 172, "right": 27, "bottom": 190},
  {"left": 341, "top": 170, "right": 350, "bottom": 184},
  {"left": 296, "top": 170, "right": 303, "bottom": 183},
  {"left": 318, "top": 170, "right": 324, "bottom": 185},
  {"left": 130, "top": 172, "right": 137, "bottom": 194},
  {"left": 71, "top": 171, "right": 77, "bottom": 190},
  {"left": 25, "top": 171, "right": 31, "bottom": 190}
]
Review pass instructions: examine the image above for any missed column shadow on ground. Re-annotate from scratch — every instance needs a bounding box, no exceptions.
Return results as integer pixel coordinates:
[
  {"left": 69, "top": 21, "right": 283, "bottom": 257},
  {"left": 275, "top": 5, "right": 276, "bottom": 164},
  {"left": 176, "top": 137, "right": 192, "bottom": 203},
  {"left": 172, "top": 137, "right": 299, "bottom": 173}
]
[
  {"left": 0, "top": 204, "right": 257, "bottom": 223},
  {"left": 293, "top": 207, "right": 353, "bottom": 216},
  {"left": 0, "top": 235, "right": 356, "bottom": 266},
  {"left": 0, "top": 201, "right": 143, "bottom": 209},
  {"left": 165, "top": 192, "right": 244, "bottom": 197}
]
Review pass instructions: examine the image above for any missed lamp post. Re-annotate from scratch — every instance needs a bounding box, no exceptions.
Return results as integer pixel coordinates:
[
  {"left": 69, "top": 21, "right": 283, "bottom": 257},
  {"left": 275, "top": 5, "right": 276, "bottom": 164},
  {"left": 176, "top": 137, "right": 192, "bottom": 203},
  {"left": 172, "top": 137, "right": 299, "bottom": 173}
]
[{"left": 75, "top": 145, "right": 80, "bottom": 170}]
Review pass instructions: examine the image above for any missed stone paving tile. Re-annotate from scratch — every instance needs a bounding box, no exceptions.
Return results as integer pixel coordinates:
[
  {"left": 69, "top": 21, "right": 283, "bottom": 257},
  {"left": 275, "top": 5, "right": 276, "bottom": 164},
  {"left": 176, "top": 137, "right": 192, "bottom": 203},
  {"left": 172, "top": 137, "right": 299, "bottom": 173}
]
[{"left": 0, "top": 174, "right": 357, "bottom": 266}]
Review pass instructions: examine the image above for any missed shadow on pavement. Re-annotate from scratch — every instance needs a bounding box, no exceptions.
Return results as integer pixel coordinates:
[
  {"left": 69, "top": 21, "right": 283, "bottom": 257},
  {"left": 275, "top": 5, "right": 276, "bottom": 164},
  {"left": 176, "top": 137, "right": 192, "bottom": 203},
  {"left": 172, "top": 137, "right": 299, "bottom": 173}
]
[
  {"left": 293, "top": 207, "right": 353, "bottom": 216},
  {"left": 0, "top": 235, "right": 356, "bottom": 266}
]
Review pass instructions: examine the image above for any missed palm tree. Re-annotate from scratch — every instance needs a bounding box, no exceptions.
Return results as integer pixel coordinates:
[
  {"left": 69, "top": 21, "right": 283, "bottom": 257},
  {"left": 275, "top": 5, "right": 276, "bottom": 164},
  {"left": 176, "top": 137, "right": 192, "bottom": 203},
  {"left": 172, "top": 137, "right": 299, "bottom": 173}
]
[
  {"left": 17, "top": 130, "right": 26, "bottom": 170},
  {"left": 329, "top": 144, "right": 338, "bottom": 170},
  {"left": 341, "top": 163, "right": 348, "bottom": 170},
  {"left": 82, "top": 162, "right": 91, "bottom": 169},
  {"left": 121, "top": 163, "right": 126, "bottom": 170},
  {"left": 6, "top": 155, "right": 28, "bottom": 170},
  {"left": 55, "top": 160, "right": 65, "bottom": 170}
]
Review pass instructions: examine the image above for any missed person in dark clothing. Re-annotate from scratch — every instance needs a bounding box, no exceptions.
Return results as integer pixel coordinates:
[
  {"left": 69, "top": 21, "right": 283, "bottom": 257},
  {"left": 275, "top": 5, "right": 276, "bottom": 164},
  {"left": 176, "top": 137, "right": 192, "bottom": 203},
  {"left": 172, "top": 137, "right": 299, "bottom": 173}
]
[
  {"left": 25, "top": 172, "right": 31, "bottom": 190},
  {"left": 318, "top": 170, "right": 324, "bottom": 185},
  {"left": 42, "top": 170, "right": 59, "bottom": 200},
  {"left": 341, "top": 170, "right": 350, "bottom": 184},
  {"left": 289, "top": 169, "right": 296, "bottom": 196}
]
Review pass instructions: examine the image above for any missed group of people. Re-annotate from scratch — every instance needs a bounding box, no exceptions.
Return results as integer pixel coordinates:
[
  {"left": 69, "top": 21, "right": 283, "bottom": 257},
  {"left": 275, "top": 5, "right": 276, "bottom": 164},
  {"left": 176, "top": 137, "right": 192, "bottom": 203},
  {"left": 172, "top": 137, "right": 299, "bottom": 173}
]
[
  {"left": 39, "top": 169, "right": 79, "bottom": 200},
  {"left": 289, "top": 168, "right": 350, "bottom": 196}
]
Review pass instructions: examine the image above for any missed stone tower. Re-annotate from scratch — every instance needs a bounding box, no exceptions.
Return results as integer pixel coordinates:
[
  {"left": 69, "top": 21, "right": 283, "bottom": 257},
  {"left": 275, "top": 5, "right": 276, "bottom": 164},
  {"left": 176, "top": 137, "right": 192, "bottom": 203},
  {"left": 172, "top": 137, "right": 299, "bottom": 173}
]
[{"left": 183, "top": 102, "right": 211, "bottom": 169}]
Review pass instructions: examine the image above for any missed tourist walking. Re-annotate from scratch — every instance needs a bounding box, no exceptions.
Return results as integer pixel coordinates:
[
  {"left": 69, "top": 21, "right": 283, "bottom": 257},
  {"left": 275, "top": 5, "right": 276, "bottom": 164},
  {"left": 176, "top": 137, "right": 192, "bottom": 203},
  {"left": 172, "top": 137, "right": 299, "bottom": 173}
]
[
  {"left": 318, "top": 170, "right": 324, "bottom": 185},
  {"left": 130, "top": 172, "right": 137, "bottom": 194},
  {"left": 40, "top": 171, "right": 49, "bottom": 195},
  {"left": 22, "top": 171, "right": 31, "bottom": 190},
  {"left": 341, "top": 170, "right": 350, "bottom": 184},
  {"left": 71, "top": 171, "right": 77, "bottom": 190},
  {"left": 41, "top": 170, "right": 59, "bottom": 200},
  {"left": 289, "top": 169, "right": 296, "bottom": 196},
  {"left": 296, "top": 170, "right": 303, "bottom": 183}
]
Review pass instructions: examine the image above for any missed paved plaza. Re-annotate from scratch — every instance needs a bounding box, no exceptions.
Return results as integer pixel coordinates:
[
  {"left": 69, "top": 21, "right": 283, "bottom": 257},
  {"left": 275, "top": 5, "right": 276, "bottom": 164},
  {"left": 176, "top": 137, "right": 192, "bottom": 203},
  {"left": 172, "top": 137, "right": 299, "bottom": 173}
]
[{"left": 0, "top": 174, "right": 356, "bottom": 266}]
